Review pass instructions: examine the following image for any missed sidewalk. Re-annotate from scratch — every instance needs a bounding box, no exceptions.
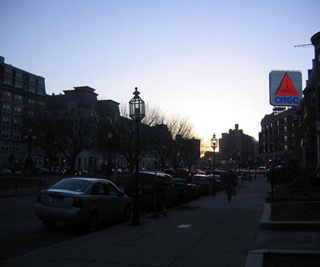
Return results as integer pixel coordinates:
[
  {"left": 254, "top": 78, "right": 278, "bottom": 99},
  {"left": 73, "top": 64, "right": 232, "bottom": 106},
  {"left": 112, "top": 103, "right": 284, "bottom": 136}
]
[{"left": 2, "top": 178, "right": 269, "bottom": 267}]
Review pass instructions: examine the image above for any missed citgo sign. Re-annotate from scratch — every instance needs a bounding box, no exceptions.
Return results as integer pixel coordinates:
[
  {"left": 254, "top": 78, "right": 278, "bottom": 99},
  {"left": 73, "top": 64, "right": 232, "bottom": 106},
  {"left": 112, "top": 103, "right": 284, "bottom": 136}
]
[{"left": 269, "top": 71, "right": 302, "bottom": 106}]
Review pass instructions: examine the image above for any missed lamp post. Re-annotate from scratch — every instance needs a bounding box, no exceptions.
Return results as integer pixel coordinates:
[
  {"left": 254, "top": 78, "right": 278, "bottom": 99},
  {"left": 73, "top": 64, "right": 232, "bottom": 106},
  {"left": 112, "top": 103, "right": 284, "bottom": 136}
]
[
  {"left": 211, "top": 133, "right": 218, "bottom": 196},
  {"left": 108, "top": 131, "right": 112, "bottom": 179},
  {"left": 129, "top": 87, "right": 145, "bottom": 226}
]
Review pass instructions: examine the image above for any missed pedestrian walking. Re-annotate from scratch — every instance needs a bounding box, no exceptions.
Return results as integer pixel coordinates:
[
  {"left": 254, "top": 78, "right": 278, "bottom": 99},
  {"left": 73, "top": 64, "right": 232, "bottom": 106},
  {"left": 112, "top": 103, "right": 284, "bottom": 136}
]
[{"left": 225, "top": 170, "right": 236, "bottom": 202}]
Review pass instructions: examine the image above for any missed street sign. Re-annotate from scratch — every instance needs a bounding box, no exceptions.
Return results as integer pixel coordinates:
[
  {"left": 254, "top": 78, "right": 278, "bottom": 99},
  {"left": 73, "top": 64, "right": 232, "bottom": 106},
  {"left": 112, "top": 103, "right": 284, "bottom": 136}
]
[{"left": 269, "top": 71, "right": 302, "bottom": 106}]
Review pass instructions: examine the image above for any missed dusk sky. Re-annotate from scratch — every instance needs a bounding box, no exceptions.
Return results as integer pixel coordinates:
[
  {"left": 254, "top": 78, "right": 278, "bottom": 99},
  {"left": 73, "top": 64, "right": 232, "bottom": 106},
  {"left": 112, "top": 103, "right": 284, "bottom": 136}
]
[{"left": 1, "top": 0, "right": 319, "bottom": 148}]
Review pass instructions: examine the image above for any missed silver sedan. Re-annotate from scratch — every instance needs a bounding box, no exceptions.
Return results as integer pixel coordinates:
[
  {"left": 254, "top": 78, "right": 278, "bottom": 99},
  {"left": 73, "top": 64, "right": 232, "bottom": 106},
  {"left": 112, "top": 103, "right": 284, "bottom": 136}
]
[{"left": 35, "top": 178, "right": 132, "bottom": 232}]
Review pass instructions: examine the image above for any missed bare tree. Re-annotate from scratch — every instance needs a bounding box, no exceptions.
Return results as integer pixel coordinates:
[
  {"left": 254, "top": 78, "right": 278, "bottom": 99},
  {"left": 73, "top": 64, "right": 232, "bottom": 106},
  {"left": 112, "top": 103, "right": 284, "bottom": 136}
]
[
  {"left": 181, "top": 138, "right": 201, "bottom": 171},
  {"left": 32, "top": 112, "right": 60, "bottom": 170},
  {"left": 164, "top": 115, "right": 196, "bottom": 170},
  {"left": 114, "top": 102, "right": 164, "bottom": 171},
  {"left": 165, "top": 115, "right": 195, "bottom": 139},
  {"left": 35, "top": 108, "right": 98, "bottom": 173},
  {"left": 57, "top": 108, "right": 98, "bottom": 173}
]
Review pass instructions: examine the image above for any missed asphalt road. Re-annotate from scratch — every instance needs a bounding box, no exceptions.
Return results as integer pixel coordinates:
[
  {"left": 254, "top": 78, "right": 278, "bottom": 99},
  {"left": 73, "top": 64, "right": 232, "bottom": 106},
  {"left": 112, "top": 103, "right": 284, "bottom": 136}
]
[
  {"left": 0, "top": 193, "right": 148, "bottom": 263},
  {"left": 0, "top": 174, "right": 260, "bottom": 263},
  {"left": 0, "top": 196, "right": 92, "bottom": 263}
]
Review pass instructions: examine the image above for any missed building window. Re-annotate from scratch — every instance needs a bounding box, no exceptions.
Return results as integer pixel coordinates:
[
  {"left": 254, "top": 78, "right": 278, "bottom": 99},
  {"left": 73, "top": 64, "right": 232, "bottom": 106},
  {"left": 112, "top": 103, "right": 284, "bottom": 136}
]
[{"left": 14, "top": 95, "right": 22, "bottom": 103}]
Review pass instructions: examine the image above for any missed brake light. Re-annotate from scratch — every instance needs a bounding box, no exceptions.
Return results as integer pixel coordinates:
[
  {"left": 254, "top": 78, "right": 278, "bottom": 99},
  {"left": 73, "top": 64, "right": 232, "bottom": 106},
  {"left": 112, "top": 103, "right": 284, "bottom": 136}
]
[
  {"left": 36, "top": 194, "right": 42, "bottom": 203},
  {"left": 72, "top": 197, "right": 83, "bottom": 208}
]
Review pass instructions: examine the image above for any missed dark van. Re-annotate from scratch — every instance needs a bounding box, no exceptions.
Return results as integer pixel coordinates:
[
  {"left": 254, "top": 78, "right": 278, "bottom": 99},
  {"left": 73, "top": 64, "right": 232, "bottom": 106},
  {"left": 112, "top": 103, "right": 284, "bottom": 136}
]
[{"left": 124, "top": 171, "right": 178, "bottom": 210}]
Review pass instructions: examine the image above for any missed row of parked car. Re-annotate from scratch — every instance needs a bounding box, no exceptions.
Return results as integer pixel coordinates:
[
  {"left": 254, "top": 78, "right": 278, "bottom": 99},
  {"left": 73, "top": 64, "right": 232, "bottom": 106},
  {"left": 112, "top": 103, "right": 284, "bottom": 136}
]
[{"left": 34, "top": 171, "right": 227, "bottom": 232}]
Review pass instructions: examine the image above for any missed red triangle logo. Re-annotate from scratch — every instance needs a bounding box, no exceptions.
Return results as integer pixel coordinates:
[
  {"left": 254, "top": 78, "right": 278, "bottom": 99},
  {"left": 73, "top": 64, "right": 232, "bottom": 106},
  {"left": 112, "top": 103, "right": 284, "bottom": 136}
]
[{"left": 275, "top": 73, "right": 299, "bottom": 96}]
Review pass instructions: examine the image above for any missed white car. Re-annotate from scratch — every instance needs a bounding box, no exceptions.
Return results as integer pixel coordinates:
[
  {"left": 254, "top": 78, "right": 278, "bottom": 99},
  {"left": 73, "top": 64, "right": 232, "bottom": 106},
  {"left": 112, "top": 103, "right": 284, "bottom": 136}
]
[
  {"left": 35, "top": 178, "right": 132, "bottom": 232},
  {"left": 0, "top": 168, "right": 12, "bottom": 175}
]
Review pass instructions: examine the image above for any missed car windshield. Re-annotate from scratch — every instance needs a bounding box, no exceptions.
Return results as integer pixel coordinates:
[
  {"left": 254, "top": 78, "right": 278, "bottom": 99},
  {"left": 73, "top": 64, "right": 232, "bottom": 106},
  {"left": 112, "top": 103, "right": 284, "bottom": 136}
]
[{"left": 50, "top": 179, "right": 90, "bottom": 192}]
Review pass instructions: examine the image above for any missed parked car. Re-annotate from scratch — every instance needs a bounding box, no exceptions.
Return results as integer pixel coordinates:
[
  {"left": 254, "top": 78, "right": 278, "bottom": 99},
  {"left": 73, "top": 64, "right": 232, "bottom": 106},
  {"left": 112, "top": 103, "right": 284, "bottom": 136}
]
[
  {"left": 203, "top": 169, "right": 212, "bottom": 175},
  {"left": 192, "top": 174, "right": 211, "bottom": 195},
  {"left": 38, "top": 167, "right": 50, "bottom": 175},
  {"left": 173, "top": 177, "right": 199, "bottom": 202},
  {"left": 192, "top": 169, "right": 205, "bottom": 175},
  {"left": 124, "top": 171, "right": 179, "bottom": 210},
  {"left": 49, "top": 167, "right": 61, "bottom": 174},
  {"left": 0, "top": 168, "right": 12, "bottom": 175},
  {"left": 35, "top": 178, "right": 132, "bottom": 232},
  {"left": 257, "top": 166, "right": 267, "bottom": 174}
]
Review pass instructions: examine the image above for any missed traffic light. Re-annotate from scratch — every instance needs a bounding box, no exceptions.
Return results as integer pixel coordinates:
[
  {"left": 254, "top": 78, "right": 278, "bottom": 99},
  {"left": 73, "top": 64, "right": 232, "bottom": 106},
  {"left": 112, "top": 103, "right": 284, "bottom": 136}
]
[
  {"left": 208, "top": 157, "right": 212, "bottom": 162},
  {"left": 268, "top": 158, "right": 272, "bottom": 164}
]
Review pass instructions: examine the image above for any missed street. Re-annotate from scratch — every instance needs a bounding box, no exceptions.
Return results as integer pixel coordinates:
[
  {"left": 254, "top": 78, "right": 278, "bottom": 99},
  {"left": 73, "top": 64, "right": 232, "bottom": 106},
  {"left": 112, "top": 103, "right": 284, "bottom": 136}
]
[
  {"left": 0, "top": 196, "right": 91, "bottom": 263},
  {"left": 0, "top": 174, "right": 266, "bottom": 264},
  {"left": 0, "top": 191, "right": 155, "bottom": 263}
]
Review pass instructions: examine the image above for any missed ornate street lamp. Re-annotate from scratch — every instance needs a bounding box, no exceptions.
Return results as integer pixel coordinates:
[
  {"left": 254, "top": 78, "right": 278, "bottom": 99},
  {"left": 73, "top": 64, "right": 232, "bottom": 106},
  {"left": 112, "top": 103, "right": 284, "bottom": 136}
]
[
  {"left": 129, "top": 87, "right": 145, "bottom": 226},
  {"left": 211, "top": 133, "right": 218, "bottom": 196}
]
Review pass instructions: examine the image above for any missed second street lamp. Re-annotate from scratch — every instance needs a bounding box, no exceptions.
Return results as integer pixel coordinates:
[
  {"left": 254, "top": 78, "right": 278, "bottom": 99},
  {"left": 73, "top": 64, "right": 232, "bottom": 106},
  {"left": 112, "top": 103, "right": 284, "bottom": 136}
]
[
  {"left": 211, "top": 133, "right": 218, "bottom": 196},
  {"left": 129, "top": 87, "right": 145, "bottom": 226}
]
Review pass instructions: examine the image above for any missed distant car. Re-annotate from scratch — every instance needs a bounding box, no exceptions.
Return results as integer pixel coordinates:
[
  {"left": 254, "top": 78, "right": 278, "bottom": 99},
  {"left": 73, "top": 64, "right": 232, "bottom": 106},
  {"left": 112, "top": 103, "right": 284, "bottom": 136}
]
[
  {"left": 173, "top": 177, "right": 199, "bottom": 202},
  {"left": 35, "top": 178, "right": 132, "bottom": 232},
  {"left": 206, "top": 174, "right": 224, "bottom": 190},
  {"left": 49, "top": 167, "right": 61, "bottom": 174},
  {"left": 38, "top": 167, "right": 49, "bottom": 175},
  {"left": 124, "top": 171, "right": 179, "bottom": 210},
  {"left": 257, "top": 166, "right": 267, "bottom": 174},
  {"left": 0, "top": 168, "right": 12, "bottom": 175},
  {"left": 203, "top": 169, "right": 212, "bottom": 175},
  {"left": 112, "top": 168, "right": 122, "bottom": 173},
  {"left": 192, "top": 174, "right": 211, "bottom": 195}
]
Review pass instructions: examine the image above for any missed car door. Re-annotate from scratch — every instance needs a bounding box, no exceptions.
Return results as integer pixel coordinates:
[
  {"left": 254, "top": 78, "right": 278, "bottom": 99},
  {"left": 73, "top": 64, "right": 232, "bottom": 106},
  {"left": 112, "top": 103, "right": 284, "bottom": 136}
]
[
  {"left": 105, "top": 182, "right": 127, "bottom": 220},
  {"left": 163, "top": 175, "right": 177, "bottom": 206},
  {"left": 91, "top": 182, "right": 115, "bottom": 222}
]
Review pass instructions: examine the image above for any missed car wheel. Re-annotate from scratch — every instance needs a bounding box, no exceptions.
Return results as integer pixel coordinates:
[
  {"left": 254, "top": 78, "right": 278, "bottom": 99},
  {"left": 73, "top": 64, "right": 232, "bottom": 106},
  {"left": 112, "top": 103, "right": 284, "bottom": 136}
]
[
  {"left": 43, "top": 220, "right": 57, "bottom": 229},
  {"left": 87, "top": 211, "right": 99, "bottom": 232},
  {"left": 123, "top": 204, "right": 132, "bottom": 222}
]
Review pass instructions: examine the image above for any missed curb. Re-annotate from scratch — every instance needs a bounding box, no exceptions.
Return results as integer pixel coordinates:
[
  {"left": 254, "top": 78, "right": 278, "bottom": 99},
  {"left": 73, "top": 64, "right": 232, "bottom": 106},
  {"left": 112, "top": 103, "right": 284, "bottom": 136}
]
[
  {"left": 246, "top": 249, "right": 320, "bottom": 267},
  {"left": 259, "top": 203, "right": 320, "bottom": 230}
]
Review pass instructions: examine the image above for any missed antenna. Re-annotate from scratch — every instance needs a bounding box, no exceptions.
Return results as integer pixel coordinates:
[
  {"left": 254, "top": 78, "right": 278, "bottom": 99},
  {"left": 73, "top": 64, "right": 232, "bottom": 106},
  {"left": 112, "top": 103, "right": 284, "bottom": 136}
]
[{"left": 294, "top": 44, "right": 312, "bottom": 48}]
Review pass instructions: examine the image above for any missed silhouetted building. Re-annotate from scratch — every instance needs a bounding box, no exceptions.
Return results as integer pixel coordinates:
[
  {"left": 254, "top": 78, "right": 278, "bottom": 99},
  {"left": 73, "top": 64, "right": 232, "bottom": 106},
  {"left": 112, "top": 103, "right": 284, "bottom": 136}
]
[
  {"left": 182, "top": 138, "right": 201, "bottom": 170},
  {"left": 298, "top": 31, "right": 320, "bottom": 170},
  {"left": 259, "top": 31, "right": 320, "bottom": 173},
  {"left": 219, "top": 124, "right": 257, "bottom": 168},
  {"left": 45, "top": 86, "right": 122, "bottom": 172},
  {"left": 0, "top": 56, "right": 46, "bottom": 169},
  {"left": 259, "top": 107, "right": 299, "bottom": 167}
]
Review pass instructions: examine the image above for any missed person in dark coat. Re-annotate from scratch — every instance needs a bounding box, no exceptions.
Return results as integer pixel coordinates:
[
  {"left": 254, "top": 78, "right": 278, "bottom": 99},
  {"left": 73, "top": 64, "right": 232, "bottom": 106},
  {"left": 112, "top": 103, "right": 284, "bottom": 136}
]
[{"left": 225, "top": 170, "right": 236, "bottom": 202}]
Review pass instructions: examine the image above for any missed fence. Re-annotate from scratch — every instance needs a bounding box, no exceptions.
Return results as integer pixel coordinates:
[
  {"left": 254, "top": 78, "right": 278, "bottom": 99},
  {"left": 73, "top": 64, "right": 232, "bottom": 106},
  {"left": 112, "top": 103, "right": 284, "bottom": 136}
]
[{"left": 0, "top": 175, "right": 62, "bottom": 197}]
